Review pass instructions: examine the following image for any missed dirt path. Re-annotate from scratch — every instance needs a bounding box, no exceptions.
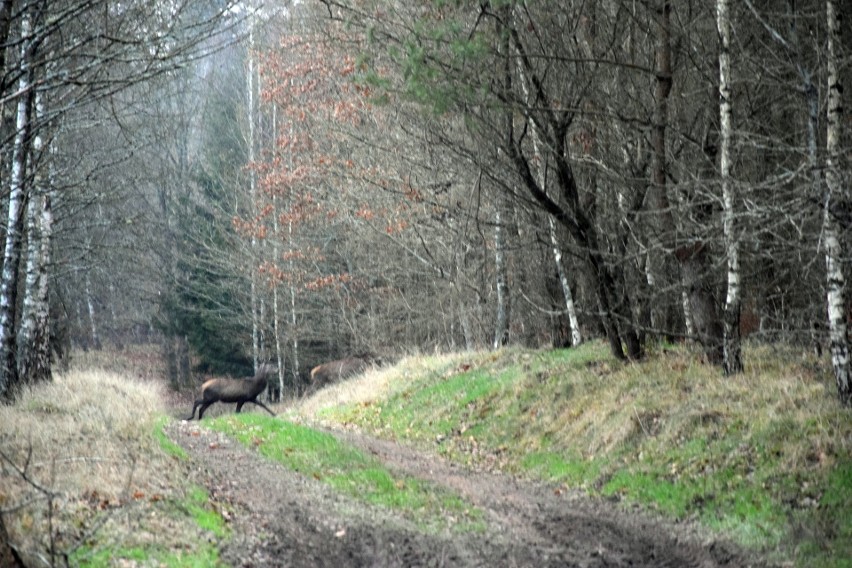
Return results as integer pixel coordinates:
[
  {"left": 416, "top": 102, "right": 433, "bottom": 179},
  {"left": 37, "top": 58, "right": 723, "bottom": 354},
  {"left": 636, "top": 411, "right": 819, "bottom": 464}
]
[{"left": 167, "top": 419, "right": 762, "bottom": 568}]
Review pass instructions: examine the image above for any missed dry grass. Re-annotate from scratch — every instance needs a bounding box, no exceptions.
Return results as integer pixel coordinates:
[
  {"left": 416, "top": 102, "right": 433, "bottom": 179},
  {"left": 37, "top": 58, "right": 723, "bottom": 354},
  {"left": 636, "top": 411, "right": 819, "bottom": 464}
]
[
  {"left": 70, "top": 344, "right": 167, "bottom": 383},
  {"left": 291, "top": 351, "right": 480, "bottom": 422},
  {"left": 0, "top": 363, "right": 196, "bottom": 566},
  {"left": 561, "top": 344, "right": 845, "bottom": 468},
  {"left": 291, "top": 341, "right": 851, "bottom": 565}
]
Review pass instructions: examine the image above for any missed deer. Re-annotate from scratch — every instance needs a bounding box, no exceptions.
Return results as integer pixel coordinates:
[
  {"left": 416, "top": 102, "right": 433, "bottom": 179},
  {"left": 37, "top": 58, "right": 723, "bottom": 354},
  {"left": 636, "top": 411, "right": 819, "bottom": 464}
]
[
  {"left": 309, "top": 355, "right": 375, "bottom": 387},
  {"left": 185, "top": 363, "right": 277, "bottom": 420}
]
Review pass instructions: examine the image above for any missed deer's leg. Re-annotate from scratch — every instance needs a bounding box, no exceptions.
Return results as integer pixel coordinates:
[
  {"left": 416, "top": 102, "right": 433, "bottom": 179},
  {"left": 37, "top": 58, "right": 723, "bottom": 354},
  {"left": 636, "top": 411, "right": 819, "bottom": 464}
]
[
  {"left": 186, "top": 400, "right": 203, "bottom": 420},
  {"left": 198, "top": 401, "right": 214, "bottom": 419},
  {"left": 250, "top": 399, "right": 276, "bottom": 416}
]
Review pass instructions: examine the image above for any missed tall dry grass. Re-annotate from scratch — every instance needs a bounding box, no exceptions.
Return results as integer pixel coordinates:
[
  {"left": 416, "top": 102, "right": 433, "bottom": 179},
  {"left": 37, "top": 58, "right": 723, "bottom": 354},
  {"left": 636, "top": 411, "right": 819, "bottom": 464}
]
[
  {"left": 0, "top": 367, "right": 181, "bottom": 564},
  {"left": 293, "top": 351, "right": 477, "bottom": 422}
]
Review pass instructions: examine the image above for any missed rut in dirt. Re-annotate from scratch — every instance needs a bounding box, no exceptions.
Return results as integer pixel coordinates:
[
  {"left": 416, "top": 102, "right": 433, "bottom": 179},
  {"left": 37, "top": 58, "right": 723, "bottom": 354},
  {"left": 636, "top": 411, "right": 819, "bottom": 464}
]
[{"left": 169, "top": 419, "right": 764, "bottom": 568}]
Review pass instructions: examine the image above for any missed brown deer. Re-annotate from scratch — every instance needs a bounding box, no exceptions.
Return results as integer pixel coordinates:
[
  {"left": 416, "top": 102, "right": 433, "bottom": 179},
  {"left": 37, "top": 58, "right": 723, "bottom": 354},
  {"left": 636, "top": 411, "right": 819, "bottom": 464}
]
[
  {"left": 310, "top": 355, "right": 373, "bottom": 387},
  {"left": 185, "top": 363, "right": 277, "bottom": 420}
]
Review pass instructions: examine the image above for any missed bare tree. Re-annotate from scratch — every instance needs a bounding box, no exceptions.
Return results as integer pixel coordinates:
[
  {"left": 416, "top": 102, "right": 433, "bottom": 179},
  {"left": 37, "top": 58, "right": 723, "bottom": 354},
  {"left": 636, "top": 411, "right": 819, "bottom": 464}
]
[
  {"left": 0, "top": 0, "right": 242, "bottom": 398},
  {"left": 0, "top": 5, "right": 37, "bottom": 396},
  {"left": 717, "top": 0, "right": 743, "bottom": 375},
  {"left": 17, "top": 89, "right": 55, "bottom": 384},
  {"left": 823, "top": 0, "right": 850, "bottom": 404}
]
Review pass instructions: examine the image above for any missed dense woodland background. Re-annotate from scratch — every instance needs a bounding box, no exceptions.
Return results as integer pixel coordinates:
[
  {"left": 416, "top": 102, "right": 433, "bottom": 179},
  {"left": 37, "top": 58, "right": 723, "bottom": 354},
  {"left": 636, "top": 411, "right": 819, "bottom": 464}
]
[{"left": 0, "top": 0, "right": 849, "bottom": 404}]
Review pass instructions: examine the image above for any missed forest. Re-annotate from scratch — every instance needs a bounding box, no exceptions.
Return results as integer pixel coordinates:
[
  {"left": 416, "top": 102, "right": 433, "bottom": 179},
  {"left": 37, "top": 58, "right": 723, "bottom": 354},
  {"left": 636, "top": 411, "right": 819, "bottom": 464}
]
[{"left": 0, "top": 0, "right": 849, "bottom": 406}]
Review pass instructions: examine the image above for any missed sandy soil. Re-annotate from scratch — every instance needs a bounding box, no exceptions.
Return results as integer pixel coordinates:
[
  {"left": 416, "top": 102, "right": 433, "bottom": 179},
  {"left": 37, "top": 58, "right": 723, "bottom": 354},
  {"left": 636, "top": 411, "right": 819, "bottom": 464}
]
[{"left": 167, "top": 419, "right": 764, "bottom": 568}]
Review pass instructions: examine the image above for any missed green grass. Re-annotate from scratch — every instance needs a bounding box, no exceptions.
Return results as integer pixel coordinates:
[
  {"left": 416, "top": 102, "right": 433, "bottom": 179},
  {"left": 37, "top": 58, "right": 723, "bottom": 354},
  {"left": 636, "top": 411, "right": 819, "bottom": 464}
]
[
  {"left": 69, "top": 485, "right": 228, "bottom": 567},
  {"left": 300, "top": 341, "right": 851, "bottom": 567},
  {"left": 153, "top": 414, "right": 189, "bottom": 460},
  {"left": 183, "top": 485, "right": 229, "bottom": 538},
  {"left": 71, "top": 543, "right": 222, "bottom": 568},
  {"left": 520, "top": 451, "right": 604, "bottom": 488},
  {"left": 207, "top": 413, "right": 483, "bottom": 532}
]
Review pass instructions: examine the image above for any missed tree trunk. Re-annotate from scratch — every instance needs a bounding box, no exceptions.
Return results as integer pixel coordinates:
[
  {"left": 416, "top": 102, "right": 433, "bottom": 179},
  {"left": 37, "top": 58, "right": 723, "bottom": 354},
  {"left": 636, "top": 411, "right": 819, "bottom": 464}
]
[
  {"left": 649, "top": 0, "right": 677, "bottom": 339},
  {"left": 0, "top": 0, "right": 14, "bottom": 120},
  {"left": 677, "top": 242, "right": 724, "bottom": 364},
  {"left": 85, "top": 271, "right": 101, "bottom": 350},
  {"left": 164, "top": 336, "right": 179, "bottom": 390},
  {"left": 824, "top": 0, "right": 851, "bottom": 404},
  {"left": 272, "top": 281, "right": 284, "bottom": 402},
  {"left": 682, "top": 289, "right": 695, "bottom": 338},
  {"left": 510, "top": 5, "right": 581, "bottom": 349},
  {"left": 271, "top": 106, "right": 285, "bottom": 403},
  {"left": 648, "top": 1, "right": 724, "bottom": 362},
  {"left": 549, "top": 218, "right": 582, "bottom": 347},
  {"left": 505, "top": 10, "right": 640, "bottom": 361},
  {"left": 288, "top": 218, "right": 301, "bottom": 393},
  {"left": 492, "top": 5, "right": 512, "bottom": 350},
  {"left": 0, "top": 11, "right": 35, "bottom": 399},
  {"left": 247, "top": 17, "right": 261, "bottom": 372},
  {"left": 717, "top": 0, "right": 743, "bottom": 375},
  {"left": 18, "top": 91, "right": 53, "bottom": 385},
  {"left": 493, "top": 204, "right": 510, "bottom": 349}
]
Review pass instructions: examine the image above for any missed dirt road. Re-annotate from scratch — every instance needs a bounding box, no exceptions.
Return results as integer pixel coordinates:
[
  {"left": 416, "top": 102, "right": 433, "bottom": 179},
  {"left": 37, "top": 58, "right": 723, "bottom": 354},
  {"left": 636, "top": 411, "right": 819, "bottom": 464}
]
[{"left": 168, "top": 420, "right": 762, "bottom": 568}]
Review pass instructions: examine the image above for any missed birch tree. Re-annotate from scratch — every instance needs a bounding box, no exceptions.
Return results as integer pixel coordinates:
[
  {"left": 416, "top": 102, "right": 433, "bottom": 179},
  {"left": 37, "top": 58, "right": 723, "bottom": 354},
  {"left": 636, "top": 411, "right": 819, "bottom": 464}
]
[
  {"left": 823, "top": 0, "right": 850, "bottom": 404},
  {"left": 246, "top": 8, "right": 263, "bottom": 372},
  {"left": 17, "top": 90, "right": 55, "bottom": 384},
  {"left": 492, "top": 6, "right": 512, "bottom": 350},
  {"left": 508, "top": 5, "right": 582, "bottom": 348},
  {"left": 0, "top": 7, "right": 36, "bottom": 396},
  {"left": 0, "top": 0, "right": 240, "bottom": 398},
  {"left": 319, "top": 0, "right": 643, "bottom": 360},
  {"left": 717, "top": 0, "right": 743, "bottom": 375},
  {"left": 492, "top": 203, "right": 511, "bottom": 349}
]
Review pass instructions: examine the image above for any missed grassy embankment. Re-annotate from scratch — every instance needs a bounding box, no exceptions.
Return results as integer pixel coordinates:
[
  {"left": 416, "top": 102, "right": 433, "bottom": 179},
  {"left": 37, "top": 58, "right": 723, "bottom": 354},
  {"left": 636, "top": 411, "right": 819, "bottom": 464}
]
[
  {"left": 0, "top": 354, "right": 227, "bottom": 567},
  {"left": 289, "top": 341, "right": 851, "bottom": 568},
  {"left": 1, "top": 342, "right": 848, "bottom": 566},
  {"left": 0, "top": 347, "right": 483, "bottom": 566}
]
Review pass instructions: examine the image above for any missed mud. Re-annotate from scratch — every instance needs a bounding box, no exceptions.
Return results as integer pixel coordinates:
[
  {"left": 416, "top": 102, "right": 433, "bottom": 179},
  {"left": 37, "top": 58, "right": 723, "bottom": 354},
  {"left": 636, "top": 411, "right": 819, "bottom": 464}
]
[{"left": 168, "top": 420, "right": 763, "bottom": 568}]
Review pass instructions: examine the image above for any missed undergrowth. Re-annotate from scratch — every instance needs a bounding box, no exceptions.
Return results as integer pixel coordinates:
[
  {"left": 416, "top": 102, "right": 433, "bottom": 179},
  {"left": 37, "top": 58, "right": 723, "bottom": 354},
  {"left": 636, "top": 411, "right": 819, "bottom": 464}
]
[
  {"left": 294, "top": 342, "right": 851, "bottom": 567},
  {"left": 0, "top": 366, "right": 226, "bottom": 567}
]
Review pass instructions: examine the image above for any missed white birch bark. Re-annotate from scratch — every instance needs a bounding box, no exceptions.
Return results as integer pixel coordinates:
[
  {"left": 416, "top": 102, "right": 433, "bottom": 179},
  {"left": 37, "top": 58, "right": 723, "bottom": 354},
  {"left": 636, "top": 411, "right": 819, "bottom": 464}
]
[
  {"left": 492, "top": 6, "right": 512, "bottom": 350},
  {"left": 288, "top": 217, "right": 301, "bottom": 390},
  {"left": 493, "top": 205, "right": 510, "bottom": 349},
  {"left": 85, "top": 270, "right": 101, "bottom": 349},
  {"left": 33, "top": 174, "right": 54, "bottom": 376},
  {"left": 18, "top": 89, "right": 53, "bottom": 384},
  {"left": 549, "top": 218, "right": 582, "bottom": 346},
  {"left": 682, "top": 290, "right": 695, "bottom": 337},
  {"left": 824, "top": 0, "right": 851, "bottom": 404},
  {"left": 0, "top": 11, "right": 34, "bottom": 396},
  {"left": 272, "top": 280, "right": 284, "bottom": 400},
  {"left": 271, "top": 105, "right": 285, "bottom": 401},
  {"left": 247, "top": 13, "right": 260, "bottom": 372},
  {"left": 717, "top": 0, "right": 743, "bottom": 375}
]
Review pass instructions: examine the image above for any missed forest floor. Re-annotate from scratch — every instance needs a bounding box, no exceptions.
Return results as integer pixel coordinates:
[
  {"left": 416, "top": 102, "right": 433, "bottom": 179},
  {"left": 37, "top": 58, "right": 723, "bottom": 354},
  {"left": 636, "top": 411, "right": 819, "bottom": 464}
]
[{"left": 166, "top": 417, "right": 760, "bottom": 568}]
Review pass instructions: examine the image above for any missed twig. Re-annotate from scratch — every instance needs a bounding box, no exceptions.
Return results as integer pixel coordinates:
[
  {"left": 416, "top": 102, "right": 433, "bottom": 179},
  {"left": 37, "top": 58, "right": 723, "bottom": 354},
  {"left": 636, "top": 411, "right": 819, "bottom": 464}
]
[{"left": 632, "top": 405, "right": 650, "bottom": 437}]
